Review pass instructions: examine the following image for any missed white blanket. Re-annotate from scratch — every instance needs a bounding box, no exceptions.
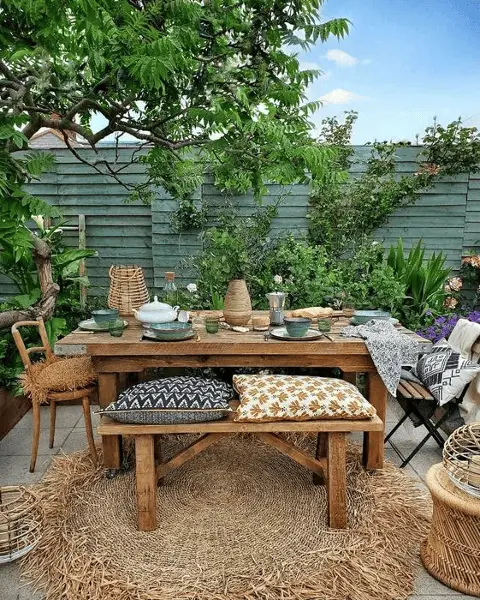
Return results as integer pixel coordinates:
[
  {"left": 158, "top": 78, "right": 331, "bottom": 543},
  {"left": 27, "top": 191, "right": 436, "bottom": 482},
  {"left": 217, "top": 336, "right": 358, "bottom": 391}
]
[{"left": 448, "top": 319, "right": 480, "bottom": 423}]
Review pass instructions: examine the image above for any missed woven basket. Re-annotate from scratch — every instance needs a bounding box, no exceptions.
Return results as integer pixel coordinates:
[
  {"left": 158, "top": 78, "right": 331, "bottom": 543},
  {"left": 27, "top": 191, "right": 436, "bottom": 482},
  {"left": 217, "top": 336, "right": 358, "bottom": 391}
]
[
  {"left": 108, "top": 265, "right": 150, "bottom": 316},
  {"left": 421, "top": 463, "right": 480, "bottom": 596},
  {"left": 0, "top": 486, "right": 43, "bottom": 564},
  {"left": 443, "top": 423, "right": 480, "bottom": 498}
]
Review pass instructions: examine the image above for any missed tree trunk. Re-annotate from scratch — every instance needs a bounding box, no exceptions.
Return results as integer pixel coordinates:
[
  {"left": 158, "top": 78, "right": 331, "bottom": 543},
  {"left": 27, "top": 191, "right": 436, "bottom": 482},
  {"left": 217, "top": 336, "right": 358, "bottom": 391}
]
[{"left": 0, "top": 233, "right": 59, "bottom": 330}]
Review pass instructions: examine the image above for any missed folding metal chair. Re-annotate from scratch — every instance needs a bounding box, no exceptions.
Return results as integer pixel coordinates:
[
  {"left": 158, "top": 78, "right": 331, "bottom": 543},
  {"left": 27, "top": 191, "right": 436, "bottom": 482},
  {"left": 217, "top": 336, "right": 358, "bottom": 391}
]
[{"left": 385, "top": 379, "right": 459, "bottom": 468}]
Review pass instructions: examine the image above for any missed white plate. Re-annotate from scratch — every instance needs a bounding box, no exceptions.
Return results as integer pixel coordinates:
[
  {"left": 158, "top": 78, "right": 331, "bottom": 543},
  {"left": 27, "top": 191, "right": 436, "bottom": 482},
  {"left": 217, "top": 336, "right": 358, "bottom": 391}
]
[{"left": 270, "top": 327, "right": 324, "bottom": 341}]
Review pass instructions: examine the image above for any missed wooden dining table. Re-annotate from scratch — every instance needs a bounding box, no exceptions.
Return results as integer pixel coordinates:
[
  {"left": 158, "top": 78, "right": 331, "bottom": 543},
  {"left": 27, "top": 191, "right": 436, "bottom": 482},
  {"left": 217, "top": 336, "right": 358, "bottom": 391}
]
[{"left": 55, "top": 312, "right": 429, "bottom": 473}]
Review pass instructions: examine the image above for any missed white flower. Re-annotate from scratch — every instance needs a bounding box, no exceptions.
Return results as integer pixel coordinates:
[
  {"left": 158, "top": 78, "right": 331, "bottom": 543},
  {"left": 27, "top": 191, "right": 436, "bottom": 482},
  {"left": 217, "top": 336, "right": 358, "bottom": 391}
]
[
  {"left": 186, "top": 283, "right": 198, "bottom": 293},
  {"left": 32, "top": 215, "right": 44, "bottom": 231},
  {"left": 273, "top": 275, "right": 283, "bottom": 285}
]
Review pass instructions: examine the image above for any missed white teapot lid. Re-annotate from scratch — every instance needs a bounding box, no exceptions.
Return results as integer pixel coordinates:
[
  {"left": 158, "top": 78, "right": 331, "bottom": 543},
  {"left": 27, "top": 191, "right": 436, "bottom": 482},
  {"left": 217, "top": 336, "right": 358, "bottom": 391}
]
[{"left": 139, "top": 295, "right": 172, "bottom": 311}]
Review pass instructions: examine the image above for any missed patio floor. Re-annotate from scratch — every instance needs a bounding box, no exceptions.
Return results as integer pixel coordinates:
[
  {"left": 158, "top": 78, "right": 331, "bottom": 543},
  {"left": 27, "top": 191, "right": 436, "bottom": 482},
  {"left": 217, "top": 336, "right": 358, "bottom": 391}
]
[{"left": 0, "top": 398, "right": 476, "bottom": 600}]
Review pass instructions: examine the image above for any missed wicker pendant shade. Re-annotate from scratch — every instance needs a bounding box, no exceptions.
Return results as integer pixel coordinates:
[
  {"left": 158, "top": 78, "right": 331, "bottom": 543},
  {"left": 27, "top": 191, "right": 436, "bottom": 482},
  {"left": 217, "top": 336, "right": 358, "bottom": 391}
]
[
  {"left": 0, "top": 486, "right": 43, "bottom": 564},
  {"left": 443, "top": 423, "right": 480, "bottom": 498},
  {"left": 108, "top": 265, "right": 150, "bottom": 316}
]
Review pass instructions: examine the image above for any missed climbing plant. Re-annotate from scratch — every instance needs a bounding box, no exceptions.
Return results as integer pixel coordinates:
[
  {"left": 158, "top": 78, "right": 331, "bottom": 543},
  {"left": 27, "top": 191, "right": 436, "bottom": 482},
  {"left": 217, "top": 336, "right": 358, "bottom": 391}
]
[{"left": 309, "top": 114, "right": 480, "bottom": 256}]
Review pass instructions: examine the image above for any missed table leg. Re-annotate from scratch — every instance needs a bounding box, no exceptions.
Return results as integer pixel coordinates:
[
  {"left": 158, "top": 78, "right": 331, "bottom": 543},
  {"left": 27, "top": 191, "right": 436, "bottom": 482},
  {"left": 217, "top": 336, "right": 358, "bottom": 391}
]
[
  {"left": 98, "top": 373, "right": 122, "bottom": 471},
  {"left": 363, "top": 372, "right": 387, "bottom": 470},
  {"left": 135, "top": 434, "right": 157, "bottom": 531},
  {"left": 154, "top": 435, "right": 164, "bottom": 486}
]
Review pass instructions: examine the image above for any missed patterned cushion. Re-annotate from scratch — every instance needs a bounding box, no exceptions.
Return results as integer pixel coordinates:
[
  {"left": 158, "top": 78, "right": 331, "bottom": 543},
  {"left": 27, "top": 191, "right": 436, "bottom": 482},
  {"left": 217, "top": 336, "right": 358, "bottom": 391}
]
[
  {"left": 414, "top": 340, "right": 480, "bottom": 406},
  {"left": 101, "top": 376, "right": 233, "bottom": 424},
  {"left": 232, "top": 374, "right": 376, "bottom": 422}
]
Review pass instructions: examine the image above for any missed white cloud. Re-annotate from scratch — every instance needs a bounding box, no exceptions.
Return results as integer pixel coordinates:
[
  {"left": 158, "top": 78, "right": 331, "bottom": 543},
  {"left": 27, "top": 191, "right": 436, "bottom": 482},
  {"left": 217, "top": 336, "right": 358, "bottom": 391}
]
[
  {"left": 326, "top": 49, "right": 358, "bottom": 67},
  {"left": 319, "top": 88, "right": 364, "bottom": 105},
  {"left": 361, "top": 58, "right": 372, "bottom": 65},
  {"left": 299, "top": 60, "right": 321, "bottom": 72}
]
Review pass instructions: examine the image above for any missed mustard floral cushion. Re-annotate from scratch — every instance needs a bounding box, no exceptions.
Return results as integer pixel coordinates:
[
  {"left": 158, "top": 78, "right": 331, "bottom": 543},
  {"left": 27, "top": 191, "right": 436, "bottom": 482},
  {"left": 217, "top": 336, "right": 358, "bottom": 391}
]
[{"left": 233, "top": 374, "right": 376, "bottom": 422}]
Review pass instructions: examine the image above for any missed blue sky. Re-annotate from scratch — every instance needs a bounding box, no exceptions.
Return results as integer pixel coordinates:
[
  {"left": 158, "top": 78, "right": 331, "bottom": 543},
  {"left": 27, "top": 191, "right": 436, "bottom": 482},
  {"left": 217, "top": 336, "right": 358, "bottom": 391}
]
[{"left": 304, "top": 0, "right": 480, "bottom": 143}]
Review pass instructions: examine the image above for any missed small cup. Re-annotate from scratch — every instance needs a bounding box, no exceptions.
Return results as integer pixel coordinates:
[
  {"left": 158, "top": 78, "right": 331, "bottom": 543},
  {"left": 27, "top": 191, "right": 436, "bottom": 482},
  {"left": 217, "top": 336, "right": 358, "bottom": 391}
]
[
  {"left": 205, "top": 316, "right": 220, "bottom": 334},
  {"left": 108, "top": 319, "right": 125, "bottom": 337},
  {"left": 252, "top": 316, "right": 270, "bottom": 331},
  {"left": 317, "top": 317, "right": 332, "bottom": 333}
]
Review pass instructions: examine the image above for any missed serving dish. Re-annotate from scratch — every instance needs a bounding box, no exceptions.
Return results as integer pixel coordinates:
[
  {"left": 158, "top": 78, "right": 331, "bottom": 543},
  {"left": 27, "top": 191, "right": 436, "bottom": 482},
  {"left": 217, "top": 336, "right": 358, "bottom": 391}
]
[
  {"left": 147, "top": 322, "right": 193, "bottom": 341},
  {"left": 269, "top": 327, "right": 323, "bottom": 341},
  {"left": 133, "top": 296, "right": 179, "bottom": 325}
]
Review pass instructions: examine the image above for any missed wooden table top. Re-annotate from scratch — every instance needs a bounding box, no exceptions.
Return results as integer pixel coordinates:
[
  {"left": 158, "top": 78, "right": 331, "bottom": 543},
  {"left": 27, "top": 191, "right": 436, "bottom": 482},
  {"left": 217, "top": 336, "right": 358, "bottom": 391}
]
[{"left": 55, "top": 311, "right": 430, "bottom": 358}]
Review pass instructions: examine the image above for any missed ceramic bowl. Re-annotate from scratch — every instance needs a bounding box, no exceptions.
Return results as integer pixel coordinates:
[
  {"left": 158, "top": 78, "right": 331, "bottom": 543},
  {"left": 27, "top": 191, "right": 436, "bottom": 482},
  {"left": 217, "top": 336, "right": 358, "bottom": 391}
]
[
  {"left": 352, "top": 310, "right": 391, "bottom": 325},
  {"left": 149, "top": 321, "right": 193, "bottom": 341},
  {"left": 91, "top": 308, "right": 119, "bottom": 325},
  {"left": 284, "top": 317, "right": 312, "bottom": 338}
]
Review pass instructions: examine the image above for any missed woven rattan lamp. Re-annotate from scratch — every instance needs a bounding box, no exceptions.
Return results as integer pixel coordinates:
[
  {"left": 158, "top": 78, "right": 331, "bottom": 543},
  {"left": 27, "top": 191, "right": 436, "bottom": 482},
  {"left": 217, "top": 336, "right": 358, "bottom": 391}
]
[
  {"left": 421, "top": 463, "right": 480, "bottom": 596},
  {"left": 108, "top": 265, "right": 149, "bottom": 316}
]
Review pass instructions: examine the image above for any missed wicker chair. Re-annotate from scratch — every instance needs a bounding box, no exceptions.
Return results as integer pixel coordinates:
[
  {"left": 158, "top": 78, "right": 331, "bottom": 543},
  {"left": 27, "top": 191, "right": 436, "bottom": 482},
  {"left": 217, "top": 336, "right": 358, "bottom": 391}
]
[{"left": 11, "top": 318, "right": 97, "bottom": 472}]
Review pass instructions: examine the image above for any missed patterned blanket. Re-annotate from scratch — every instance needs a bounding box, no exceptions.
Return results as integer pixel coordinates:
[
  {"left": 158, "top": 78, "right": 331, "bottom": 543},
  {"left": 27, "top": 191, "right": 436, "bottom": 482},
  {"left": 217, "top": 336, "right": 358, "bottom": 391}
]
[{"left": 341, "top": 320, "right": 421, "bottom": 396}]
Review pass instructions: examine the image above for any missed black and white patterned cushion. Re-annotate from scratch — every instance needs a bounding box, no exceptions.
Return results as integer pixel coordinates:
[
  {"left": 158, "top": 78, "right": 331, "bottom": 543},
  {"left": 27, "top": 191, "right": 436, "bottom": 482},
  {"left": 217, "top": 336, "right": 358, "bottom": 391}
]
[
  {"left": 415, "top": 340, "right": 480, "bottom": 406},
  {"left": 100, "top": 376, "right": 233, "bottom": 424}
]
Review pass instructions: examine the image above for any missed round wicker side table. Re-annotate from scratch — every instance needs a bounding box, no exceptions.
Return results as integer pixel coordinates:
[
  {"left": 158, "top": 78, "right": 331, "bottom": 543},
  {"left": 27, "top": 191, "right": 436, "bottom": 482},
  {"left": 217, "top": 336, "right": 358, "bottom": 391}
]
[{"left": 421, "top": 463, "right": 480, "bottom": 597}]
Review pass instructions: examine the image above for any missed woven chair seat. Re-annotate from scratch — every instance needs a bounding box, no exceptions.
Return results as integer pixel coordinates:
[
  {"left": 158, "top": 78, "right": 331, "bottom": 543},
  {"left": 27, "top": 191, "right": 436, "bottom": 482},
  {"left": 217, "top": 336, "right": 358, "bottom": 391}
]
[{"left": 21, "top": 356, "right": 97, "bottom": 405}]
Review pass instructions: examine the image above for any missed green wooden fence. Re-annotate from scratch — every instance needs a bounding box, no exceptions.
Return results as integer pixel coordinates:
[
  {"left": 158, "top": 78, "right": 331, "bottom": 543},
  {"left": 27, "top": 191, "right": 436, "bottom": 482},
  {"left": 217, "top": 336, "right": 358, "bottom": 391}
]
[{"left": 1, "top": 145, "right": 478, "bottom": 299}]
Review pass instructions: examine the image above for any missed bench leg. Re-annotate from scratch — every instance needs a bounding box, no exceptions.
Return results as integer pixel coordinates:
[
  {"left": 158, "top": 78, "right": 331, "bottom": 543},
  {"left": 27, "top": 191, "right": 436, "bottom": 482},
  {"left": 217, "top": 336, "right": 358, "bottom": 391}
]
[
  {"left": 313, "top": 432, "right": 327, "bottom": 485},
  {"left": 327, "top": 432, "right": 347, "bottom": 529},
  {"left": 135, "top": 434, "right": 157, "bottom": 531}
]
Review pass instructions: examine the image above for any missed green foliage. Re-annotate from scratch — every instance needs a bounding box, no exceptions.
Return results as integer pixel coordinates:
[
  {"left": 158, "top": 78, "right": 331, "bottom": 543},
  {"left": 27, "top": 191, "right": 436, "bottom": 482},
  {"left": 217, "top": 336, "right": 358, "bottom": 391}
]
[
  {"left": 0, "top": 220, "right": 96, "bottom": 297},
  {"left": 191, "top": 203, "right": 278, "bottom": 306},
  {"left": 333, "top": 242, "right": 406, "bottom": 312},
  {"left": 170, "top": 199, "right": 208, "bottom": 233},
  {"left": 309, "top": 113, "right": 480, "bottom": 256},
  {"left": 1, "top": 0, "right": 350, "bottom": 204},
  {"left": 249, "top": 235, "right": 340, "bottom": 309},
  {"left": 387, "top": 239, "right": 451, "bottom": 328},
  {"left": 0, "top": 121, "right": 57, "bottom": 263},
  {"left": 422, "top": 118, "right": 480, "bottom": 175}
]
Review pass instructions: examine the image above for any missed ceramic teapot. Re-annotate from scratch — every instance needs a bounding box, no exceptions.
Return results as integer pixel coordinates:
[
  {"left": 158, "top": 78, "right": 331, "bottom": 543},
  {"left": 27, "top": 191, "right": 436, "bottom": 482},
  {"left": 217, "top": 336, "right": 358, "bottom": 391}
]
[{"left": 132, "top": 296, "right": 179, "bottom": 325}]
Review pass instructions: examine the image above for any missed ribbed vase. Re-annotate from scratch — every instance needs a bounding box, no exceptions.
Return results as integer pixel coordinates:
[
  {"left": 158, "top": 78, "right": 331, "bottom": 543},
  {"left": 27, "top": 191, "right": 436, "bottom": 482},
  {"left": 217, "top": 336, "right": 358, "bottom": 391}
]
[{"left": 223, "top": 279, "right": 252, "bottom": 326}]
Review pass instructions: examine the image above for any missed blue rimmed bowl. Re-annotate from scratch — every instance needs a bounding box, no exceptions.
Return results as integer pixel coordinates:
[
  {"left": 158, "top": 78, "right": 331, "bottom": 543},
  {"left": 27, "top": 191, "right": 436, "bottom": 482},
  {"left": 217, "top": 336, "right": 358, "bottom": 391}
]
[
  {"left": 149, "top": 321, "right": 193, "bottom": 341},
  {"left": 284, "top": 317, "right": 312, "bottom": 338},
  {"left": 91, "top": 308, "right": 119, "bottom": 325}
]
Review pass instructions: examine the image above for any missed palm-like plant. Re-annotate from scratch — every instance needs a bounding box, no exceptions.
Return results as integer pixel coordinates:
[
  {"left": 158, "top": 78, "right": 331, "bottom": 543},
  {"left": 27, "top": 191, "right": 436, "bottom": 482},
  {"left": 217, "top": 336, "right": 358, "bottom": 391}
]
[{"left": 387, "top": 239, "right": 451, "bottom": 327}]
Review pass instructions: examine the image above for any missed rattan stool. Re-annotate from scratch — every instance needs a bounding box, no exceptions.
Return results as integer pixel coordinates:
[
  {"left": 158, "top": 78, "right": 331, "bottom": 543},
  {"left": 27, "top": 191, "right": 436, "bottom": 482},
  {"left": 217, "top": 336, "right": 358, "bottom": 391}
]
[{"left": 421, "top": 463, "right": 480, "bottom": 597}]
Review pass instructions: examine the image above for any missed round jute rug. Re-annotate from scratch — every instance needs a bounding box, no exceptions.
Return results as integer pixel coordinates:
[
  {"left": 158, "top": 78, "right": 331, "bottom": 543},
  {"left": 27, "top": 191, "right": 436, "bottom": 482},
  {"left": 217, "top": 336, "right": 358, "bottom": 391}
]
[{"left": 22, "top": 435, "right": 431, "bottom": 600}]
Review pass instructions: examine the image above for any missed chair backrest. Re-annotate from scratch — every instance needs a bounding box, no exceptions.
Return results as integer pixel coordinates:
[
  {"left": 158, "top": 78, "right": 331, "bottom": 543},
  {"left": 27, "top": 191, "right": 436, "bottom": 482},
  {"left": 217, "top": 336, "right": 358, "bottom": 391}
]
[{"left": 11, "top": 318, "right": 53, "bottom": 370}]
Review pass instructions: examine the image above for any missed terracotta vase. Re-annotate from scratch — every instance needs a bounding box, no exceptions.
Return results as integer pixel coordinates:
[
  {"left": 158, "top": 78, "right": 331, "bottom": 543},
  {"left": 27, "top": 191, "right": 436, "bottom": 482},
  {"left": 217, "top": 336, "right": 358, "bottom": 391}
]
[{"left": 223, "top": 279, "right": 252, "bottom": 326}]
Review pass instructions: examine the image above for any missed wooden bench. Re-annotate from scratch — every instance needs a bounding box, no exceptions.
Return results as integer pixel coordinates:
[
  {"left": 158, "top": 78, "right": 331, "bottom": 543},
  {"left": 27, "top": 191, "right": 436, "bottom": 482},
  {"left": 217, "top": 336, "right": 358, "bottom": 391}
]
[{"left": 98, "top": 412, "right": 383, "bottom": 532}]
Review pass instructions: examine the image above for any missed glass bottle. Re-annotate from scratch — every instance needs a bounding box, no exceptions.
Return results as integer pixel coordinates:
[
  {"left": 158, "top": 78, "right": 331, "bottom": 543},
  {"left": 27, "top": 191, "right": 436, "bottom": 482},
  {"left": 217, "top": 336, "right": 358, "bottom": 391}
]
[{"left": 163, "top": 272, "right": 178, "bottom": 307}]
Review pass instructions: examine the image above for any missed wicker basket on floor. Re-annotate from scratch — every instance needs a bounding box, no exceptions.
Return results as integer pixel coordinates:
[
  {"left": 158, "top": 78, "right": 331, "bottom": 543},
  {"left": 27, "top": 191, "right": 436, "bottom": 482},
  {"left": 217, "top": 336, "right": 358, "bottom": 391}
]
[
  {"left": 421, "top": 463, "right": 480, "bottom": 597},
  {"left": 108, "top": 265, "right": 150, "bottom": 316},
  {"left": 0, "top": 486, "right": 43, "bottom": 564}
]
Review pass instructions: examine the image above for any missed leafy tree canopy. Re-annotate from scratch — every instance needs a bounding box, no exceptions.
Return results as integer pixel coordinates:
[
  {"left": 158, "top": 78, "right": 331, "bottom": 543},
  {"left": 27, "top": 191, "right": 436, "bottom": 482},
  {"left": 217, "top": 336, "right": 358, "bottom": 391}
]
[{"left": 0, "top": 0, "right": 349, "bottom": 201}]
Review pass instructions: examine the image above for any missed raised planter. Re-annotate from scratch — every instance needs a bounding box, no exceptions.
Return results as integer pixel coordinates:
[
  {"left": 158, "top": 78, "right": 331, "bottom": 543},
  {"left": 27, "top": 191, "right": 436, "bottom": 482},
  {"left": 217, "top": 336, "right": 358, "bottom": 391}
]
[{"left": 0, "top": 388, "right": 30, "bottom": 440}]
